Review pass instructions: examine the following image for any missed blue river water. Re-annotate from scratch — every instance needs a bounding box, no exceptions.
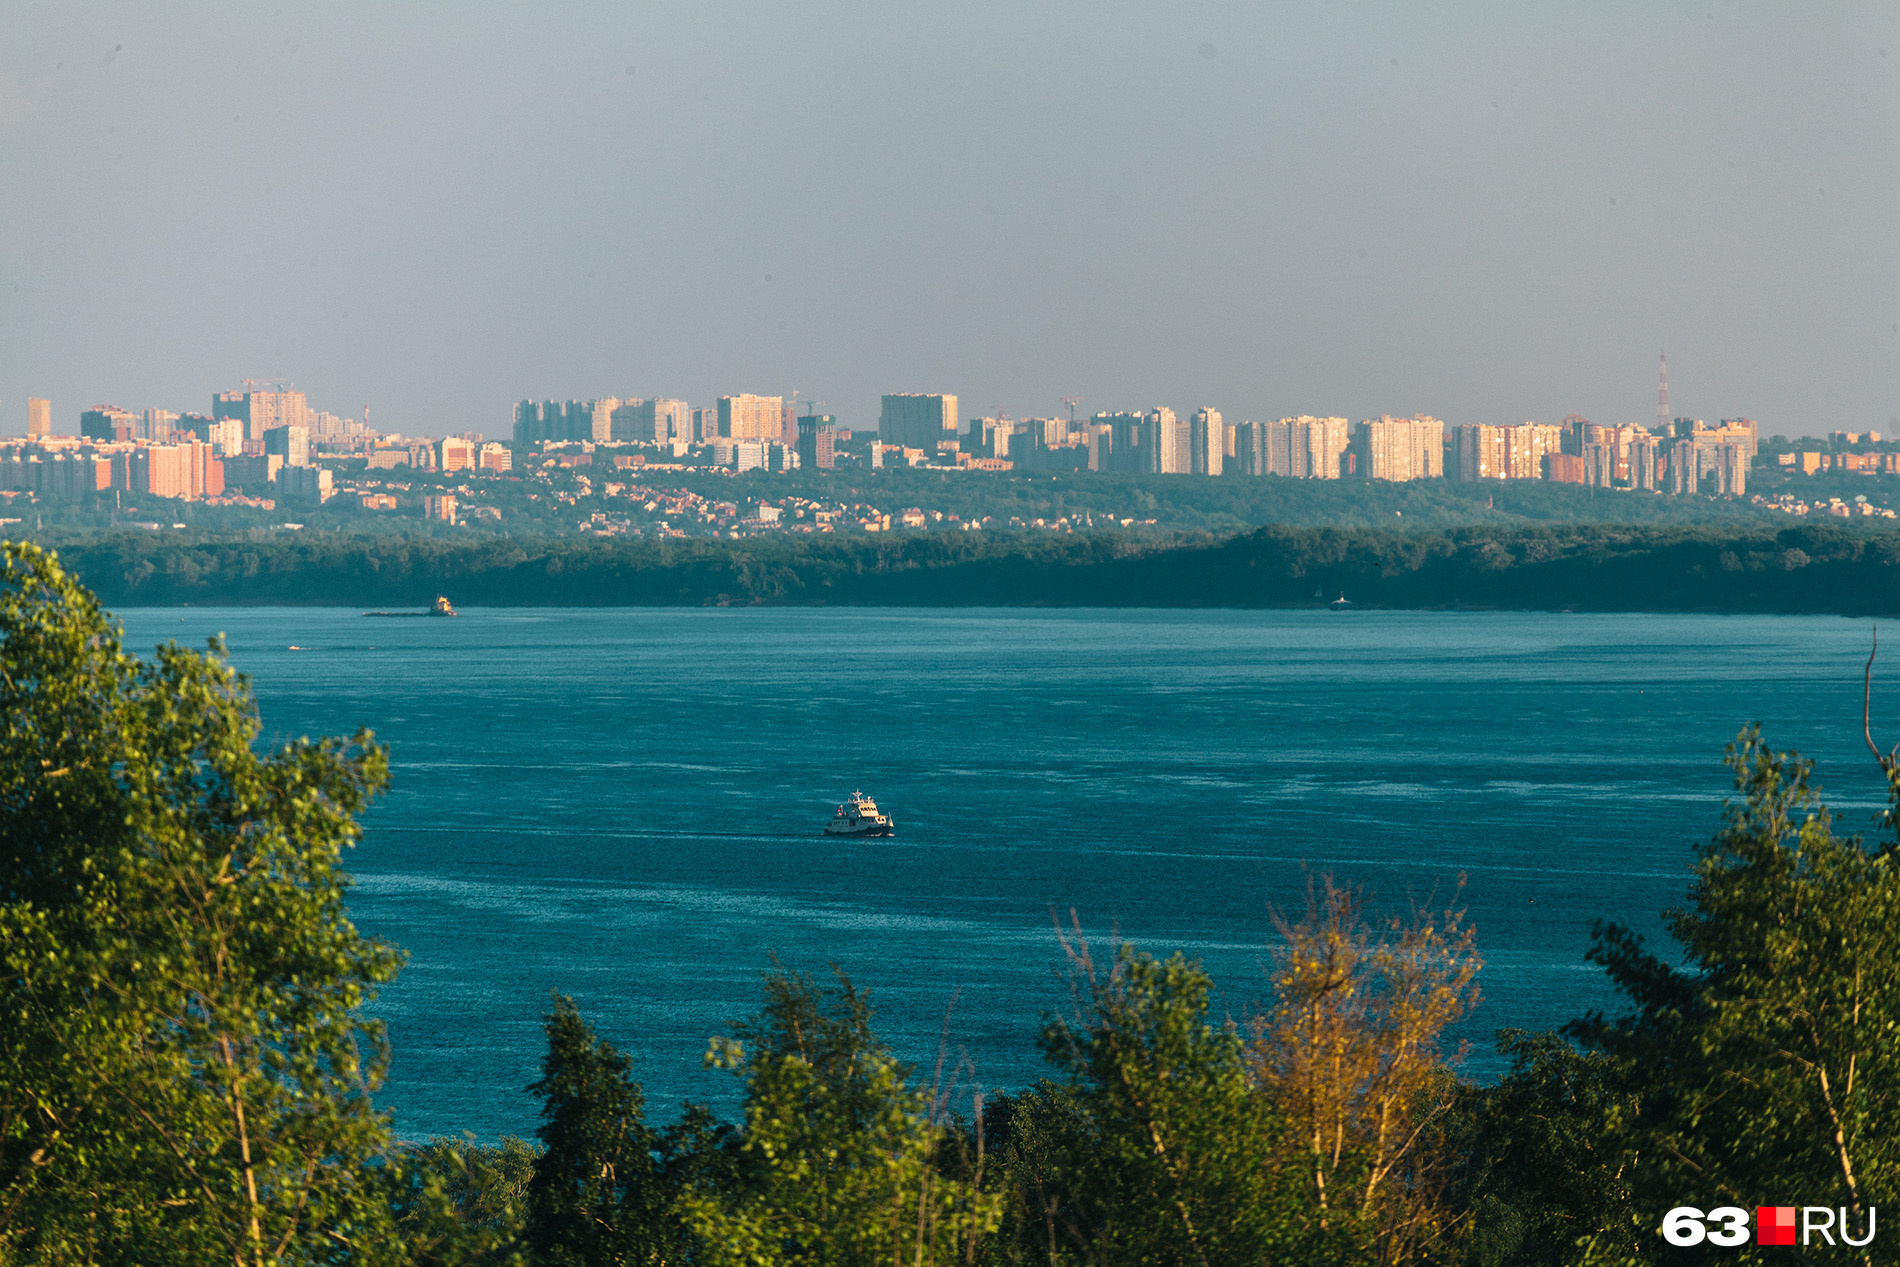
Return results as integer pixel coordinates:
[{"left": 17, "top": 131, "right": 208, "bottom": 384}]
[{"left": 116, "top": 607, "right": 1893, "bottom": 1143}]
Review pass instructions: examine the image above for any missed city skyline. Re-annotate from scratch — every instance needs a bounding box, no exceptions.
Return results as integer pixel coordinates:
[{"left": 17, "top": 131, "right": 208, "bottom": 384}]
[
  {"left": 0, "top": 358, "right": 1812, "bottom": 448},
  {"left": 0, "top": 5, "right": 1893, "bottom": 440}
]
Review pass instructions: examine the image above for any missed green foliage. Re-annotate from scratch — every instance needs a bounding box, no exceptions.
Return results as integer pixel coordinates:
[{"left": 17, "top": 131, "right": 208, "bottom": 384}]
[
  {"left": 686, "top": 966, "right": 999, "bottom": 1266},
  {"left": 393, "top": 1137, "right": 535, "bottom": 1267},
  {"left": 1452, "top": 1032, "right": 1639, "bottom": 1266},
  {"left": 1562, "top": 727, "right": 1900, "bottom": 1264},
  {"left": 525, "top": 996, "right": 675, "bottom": 1266},
  {"left": 0, "top": 541, "right": 401, "bottom": 1264},
  {"left": 28, "top": 519, "right": 1900, "bottom": 613},
  {"left": 989, "top": 943, "right": 1293, "bottom": 1265}
]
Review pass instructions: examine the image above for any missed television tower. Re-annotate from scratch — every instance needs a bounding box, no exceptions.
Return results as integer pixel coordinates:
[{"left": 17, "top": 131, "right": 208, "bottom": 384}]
[{"left": 1656, "top": 352, "right": 1669, "bottom": 435}]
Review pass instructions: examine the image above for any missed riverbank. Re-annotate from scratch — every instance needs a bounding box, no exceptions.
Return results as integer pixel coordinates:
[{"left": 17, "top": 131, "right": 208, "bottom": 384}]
[{"left": 25, "top": 520, "right": 1900, "bottom": 613}]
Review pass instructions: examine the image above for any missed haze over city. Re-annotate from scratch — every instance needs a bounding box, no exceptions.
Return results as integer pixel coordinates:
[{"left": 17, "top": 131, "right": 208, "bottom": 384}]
[{"left": 2, "top": 3, "right": 1895, "bottom": 438}]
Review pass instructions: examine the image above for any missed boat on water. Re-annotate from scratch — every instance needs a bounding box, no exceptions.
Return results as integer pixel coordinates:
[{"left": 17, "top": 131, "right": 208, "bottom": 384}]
[
  {"left": 1330, "top": 593, "right": 1352, "bottom": 609},
  {"left": 824, "top": 792, "right": 895, "bottom": 837},
  {"left": 365, "top": 595, "right": 458, "bottom": 618}
]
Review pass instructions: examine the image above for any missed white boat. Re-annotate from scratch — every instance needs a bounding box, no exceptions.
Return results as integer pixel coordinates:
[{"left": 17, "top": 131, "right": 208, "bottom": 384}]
[{"left": 824, "top": 791, "right": 895, "bottom": 837}]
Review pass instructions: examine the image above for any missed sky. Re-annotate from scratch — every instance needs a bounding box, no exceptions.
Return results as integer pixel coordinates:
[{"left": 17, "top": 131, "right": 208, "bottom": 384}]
[{"left": 0, "top": 3, "right": 1895, "bottom": 440}]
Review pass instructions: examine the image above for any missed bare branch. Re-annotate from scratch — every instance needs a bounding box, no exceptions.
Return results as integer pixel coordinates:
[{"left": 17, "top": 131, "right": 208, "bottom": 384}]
[{"left": 1866, "top": 626, "right": 1882, "bottom": 763}]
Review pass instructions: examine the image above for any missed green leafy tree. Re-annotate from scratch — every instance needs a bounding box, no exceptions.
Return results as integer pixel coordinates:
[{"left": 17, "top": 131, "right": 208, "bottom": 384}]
[
  {"left": 525, "top": 996, "right": 672, "bottom": 1266},
  {"left": 394, "top": 1136, "right": 536, "bottom": 1267},
  {"left": 1567, "top": 724, "right": 1900, "bottom": 1265},
  {"left": 995, "top": 930, "right": 1292, "bottom": 1266},
  {"left": 0, "top": 540, "right": 403, "bottom": 1264},
  {"left": 1451, "top": 1031, "right": 1639, "bottom": 1266},
  {"left": 685, "top": 966, "right": 999, "bottom": 1266}
]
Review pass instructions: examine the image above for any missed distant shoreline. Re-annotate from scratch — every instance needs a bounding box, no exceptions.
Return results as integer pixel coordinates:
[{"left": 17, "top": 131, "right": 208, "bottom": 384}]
[{"left": 25, "top": 521, "right": 1900, "bottom": 617}]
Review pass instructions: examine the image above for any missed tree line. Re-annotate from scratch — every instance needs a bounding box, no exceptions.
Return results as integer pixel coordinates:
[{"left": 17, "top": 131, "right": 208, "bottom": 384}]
[
  {"left": 2, "top": 541, "right": 1897, "bottom": 1264},
  {"left": 30, "top": 520, "right": 1900, "bottom": 614}
]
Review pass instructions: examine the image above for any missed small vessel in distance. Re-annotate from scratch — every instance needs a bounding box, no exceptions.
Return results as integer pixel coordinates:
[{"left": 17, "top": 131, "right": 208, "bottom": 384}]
[
  {"left": 364, "top": 595, "right": 458, "bottom": 618},
  {"left": 1330, "top": 593, "right": 1352, "bottom": 609},
  {"left": 824, "top": 791, "right": 895, "bottom": 837}
]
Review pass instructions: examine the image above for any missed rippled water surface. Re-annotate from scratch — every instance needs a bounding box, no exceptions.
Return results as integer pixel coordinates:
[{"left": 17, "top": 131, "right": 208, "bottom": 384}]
[{"left": 118, "top": 606, "right": 1892, "bottom": 1141}]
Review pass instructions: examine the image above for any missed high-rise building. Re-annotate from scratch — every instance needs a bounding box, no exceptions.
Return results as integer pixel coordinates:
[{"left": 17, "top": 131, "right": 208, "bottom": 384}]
[
  {"left": 1707, "top": 440, "right": 1748, "bottom": 495},
  {"left": 651, "top": 398, "right": 690, "bottom": 445},
  {"left": 216, "top": 388, "right": 309, "bottom": 441},
  {"left": 188, "top": 442, "right": 224, "bottom": 499},
  {"left": 1712, "top": 418, "right": 1759, "bottom": 458},
  {"left": 1354, "top": 416, "right": 1445, "bottom": 481},
  {"left": 278, "top": 466, "right": 334, "bottom": 503},
  {"left": 1503, "top": 423, "right": 1562, "bottom": 480},
  {"left": 141, "top": 409, "right": 180, "bottom": 442},
  {"left": 1138, "top": 407, "right": 1183, "bottom": 473},
  {"left": 27, "top": 398, "right": 51, "bottom": 440},
  {"left": 1627, "top": 434, "right": 1659, "bottom": 490},
  {"left": 214, "top": 391, "right": 250, "bottom": 437},
  {"left": 797, "top": 414, "right": 837, "bottom": 471},
  {"left": 80, "top": 406, "right": 136, "bottom": 442},
  {"left": 263, "top": 424, "right": 310, "bottom": 467},
  {"left": 183, "top": 414, "right": 243, "bottom": 455},
  {"left": 478, "top": 442, "right": 513, "bottom": 473},
  {"left": 1665, "top": 439, "right": 1698, "bottom": 494},
  {"left": 719, "top": 394, "right": 785, "bottom": 442},
  {"left": 512, "top": 400, "right": 541, "bottom": 445},
  {"left": 1267, "top": 420, "right": 1296, "bottom": 475},
  {"left": 1582, "top": 442, "right": 1616, "bottom": 487},
  {"left": 32, "top": 453, "right": 112, "bottom": 500},
  {"left": 589, "top": 398, "right": 619, "bottom": 443},
  {"left": 1454, "top": 425, "right": 1504, "bottom": 480},
  {"left": 1188, "top": 408, "right": 1223, "bottom": 476},
  {"left": 611, "top": 398, "right": 690, "bottom": 443},
  {"left": 132, "top": 445, "right": 189, "bottom": 499},
  {"left": 439, "top": 436, "right": 476, "bottom": 473},
  {"left": 878, "top": 394, "right": 958, "bottom": 452},
  {"left": 1091, "top": 412, "right": 1143, "bottom": 473},
  {"left": 1232, "top": 420, "right": 1264, "bottom": 475},
  {"left": 964, "top": 417, "right": 1020, "bottom": 459},
  {"left": 515, "top": 400, "right": 597, "bottom": 445},
  {"left": 1250, "top": 417, "right": 1351, "bottom": 478}
]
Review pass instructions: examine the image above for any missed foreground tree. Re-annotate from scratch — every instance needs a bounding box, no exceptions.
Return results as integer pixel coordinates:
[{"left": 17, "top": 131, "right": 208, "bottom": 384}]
[
  {"left": 989, "top": 930, "right": 1293, "bottom": 1266},
  {"left": 1564, "top": 719, "right": 1900, "bottom": 1265},
  {"left": 1451, "top": 1031, "right": 1640, "bottom": 1266},
  {"left": 685, "top": 966, "right": 999, "bottom": 1266},
  {"left": 393, "top": 1136, "right": 536, "bottom": 1267},
  {"left": 1252, "top": 877, "right": 1481, "bottom": 1263},
  {"left": 0, "top": 541, "right": 402, "bottom": 1264},
  {"left": 524, "top": 996, "right": 674, "bottom": 1266}
]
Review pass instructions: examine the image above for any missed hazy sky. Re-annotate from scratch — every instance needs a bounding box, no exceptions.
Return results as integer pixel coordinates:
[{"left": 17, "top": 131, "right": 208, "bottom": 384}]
[{"left": 1, "top": 3, "right": 1894, "bottom": 439}]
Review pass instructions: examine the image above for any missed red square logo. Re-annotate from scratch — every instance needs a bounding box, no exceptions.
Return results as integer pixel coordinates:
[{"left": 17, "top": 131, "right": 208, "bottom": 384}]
[{"left": 1756, "top": 1206, "right": 1797, "bottom": 1246}]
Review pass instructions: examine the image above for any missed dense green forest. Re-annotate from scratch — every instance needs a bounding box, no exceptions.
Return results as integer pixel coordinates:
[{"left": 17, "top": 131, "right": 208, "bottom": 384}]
[
  {"left": 28, "top": 520, "right": 1900, "bottom": 614},
  {"left": 3, "top": 543, "right": 1898, "bottom": 1263}
]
